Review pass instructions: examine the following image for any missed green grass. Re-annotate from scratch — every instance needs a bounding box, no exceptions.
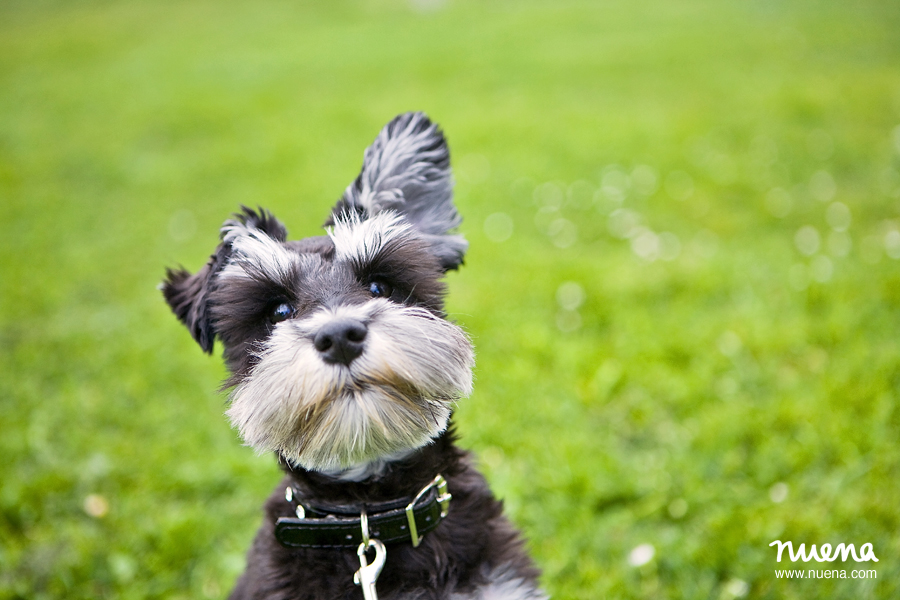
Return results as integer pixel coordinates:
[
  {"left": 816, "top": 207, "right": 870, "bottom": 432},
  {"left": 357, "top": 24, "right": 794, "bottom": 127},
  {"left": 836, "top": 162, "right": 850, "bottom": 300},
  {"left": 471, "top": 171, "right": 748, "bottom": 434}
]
[{"left": 2, "top": 0, "right": 900, "bottom": 598}]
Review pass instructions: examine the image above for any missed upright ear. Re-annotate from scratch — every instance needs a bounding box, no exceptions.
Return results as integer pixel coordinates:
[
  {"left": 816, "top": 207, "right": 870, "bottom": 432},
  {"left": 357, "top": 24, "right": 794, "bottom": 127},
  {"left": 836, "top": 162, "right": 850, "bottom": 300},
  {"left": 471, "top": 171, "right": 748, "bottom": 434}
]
[
  {"left": 161, "top": 206, "right": 287, "bottom": 353},
  {"left": 326, "top": 112, "right": 467, "bottom": 270}
]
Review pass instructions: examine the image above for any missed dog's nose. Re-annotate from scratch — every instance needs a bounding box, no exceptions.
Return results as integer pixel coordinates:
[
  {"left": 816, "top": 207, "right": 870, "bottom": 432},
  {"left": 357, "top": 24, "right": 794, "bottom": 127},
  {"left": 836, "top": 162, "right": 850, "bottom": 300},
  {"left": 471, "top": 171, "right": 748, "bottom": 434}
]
[{"left": 313, "top": 318, "right": 368, "bottom": 365}]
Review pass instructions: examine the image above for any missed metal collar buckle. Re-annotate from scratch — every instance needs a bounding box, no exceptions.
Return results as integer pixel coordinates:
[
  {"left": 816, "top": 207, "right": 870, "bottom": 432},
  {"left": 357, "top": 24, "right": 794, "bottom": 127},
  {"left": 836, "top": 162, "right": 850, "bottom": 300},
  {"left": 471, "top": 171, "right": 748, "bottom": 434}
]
[{"left": 405, "top": 474, "right": 451, "bottom": 547}]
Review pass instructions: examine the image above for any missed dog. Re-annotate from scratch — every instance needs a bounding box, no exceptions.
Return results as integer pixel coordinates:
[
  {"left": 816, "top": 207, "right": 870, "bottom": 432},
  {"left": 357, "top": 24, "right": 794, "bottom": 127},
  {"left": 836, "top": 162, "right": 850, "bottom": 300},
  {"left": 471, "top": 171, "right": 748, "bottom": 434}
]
[{"left": 162, "top": 112, "right": 546, "bottom": 599}]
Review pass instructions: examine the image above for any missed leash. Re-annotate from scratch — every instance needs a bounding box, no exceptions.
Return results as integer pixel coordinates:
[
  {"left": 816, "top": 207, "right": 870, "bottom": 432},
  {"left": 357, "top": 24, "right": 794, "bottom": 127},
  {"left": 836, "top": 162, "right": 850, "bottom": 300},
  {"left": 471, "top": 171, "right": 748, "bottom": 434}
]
[{"left": 274, "top": 474, "right": 451, "bottom": 600}]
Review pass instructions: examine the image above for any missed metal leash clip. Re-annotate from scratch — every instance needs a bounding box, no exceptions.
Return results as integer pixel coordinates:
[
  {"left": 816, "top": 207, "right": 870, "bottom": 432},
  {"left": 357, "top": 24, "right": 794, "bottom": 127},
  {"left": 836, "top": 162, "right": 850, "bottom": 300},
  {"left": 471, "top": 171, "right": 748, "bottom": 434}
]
[{"left": 354, "top": 507, "right": 386, "bottom": 600}]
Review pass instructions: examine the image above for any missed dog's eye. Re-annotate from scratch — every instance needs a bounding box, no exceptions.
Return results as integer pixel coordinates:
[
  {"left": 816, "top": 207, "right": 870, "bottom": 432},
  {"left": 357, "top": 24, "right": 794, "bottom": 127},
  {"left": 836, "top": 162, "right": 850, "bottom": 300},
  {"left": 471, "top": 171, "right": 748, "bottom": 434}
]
[
  {"left": 368, "top": 281, "right": 393, "bottom": 298},
  {"left": 269, "top": 302, "right": 294, "bottom": 323}
]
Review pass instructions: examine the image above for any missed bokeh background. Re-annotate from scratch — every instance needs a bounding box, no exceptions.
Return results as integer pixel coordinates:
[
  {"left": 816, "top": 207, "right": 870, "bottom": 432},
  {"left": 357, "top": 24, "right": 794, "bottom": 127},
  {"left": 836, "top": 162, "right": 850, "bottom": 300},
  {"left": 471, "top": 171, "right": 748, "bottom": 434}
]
[{"left": 2, "top": 0, "right": 899, "bottom": 598}]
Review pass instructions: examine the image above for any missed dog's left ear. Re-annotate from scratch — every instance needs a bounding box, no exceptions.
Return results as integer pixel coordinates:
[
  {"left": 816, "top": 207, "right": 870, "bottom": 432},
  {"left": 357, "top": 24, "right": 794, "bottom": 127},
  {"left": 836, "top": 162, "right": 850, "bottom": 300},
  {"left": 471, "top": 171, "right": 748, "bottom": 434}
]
[
  {"left": 326, "top": 112, "right": 467, "bottom": 270},
  {"left": 162, "top": 206, "right": 288, "bottom": 353}
]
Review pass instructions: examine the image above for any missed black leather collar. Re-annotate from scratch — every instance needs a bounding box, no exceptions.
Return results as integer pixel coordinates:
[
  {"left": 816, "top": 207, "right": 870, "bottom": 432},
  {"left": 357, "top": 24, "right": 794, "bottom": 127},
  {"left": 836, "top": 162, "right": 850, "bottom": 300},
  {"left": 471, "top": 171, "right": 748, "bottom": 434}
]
[{"left": 275, "top": 475, "right": 451, "bottom": 549}]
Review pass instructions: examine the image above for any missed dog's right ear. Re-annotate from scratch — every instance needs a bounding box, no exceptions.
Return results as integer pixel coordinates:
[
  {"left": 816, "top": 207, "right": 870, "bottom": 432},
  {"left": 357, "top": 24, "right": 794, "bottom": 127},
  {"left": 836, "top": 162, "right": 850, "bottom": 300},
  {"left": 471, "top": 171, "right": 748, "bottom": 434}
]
[
  {"left": 162, "top": 206, "right": 287, "bottom": 354},
  {"left": 162, "top": 257, "right": 226, "bottom": 354}
]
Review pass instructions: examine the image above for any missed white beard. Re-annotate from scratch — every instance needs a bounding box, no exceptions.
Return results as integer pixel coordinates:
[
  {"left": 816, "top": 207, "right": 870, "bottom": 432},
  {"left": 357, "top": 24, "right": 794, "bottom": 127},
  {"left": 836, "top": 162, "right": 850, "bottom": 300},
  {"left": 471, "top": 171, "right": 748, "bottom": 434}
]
[{"left": 225, "top": 299, "right": 474, "bottom": 471}]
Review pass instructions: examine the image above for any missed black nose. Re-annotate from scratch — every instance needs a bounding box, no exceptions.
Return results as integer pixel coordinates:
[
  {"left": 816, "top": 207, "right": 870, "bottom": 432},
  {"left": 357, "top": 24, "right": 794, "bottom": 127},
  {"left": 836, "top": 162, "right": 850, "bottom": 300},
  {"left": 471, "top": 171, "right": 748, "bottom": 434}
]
[{"left": 313, "top": 318, "right": 368, "bottom": 365}]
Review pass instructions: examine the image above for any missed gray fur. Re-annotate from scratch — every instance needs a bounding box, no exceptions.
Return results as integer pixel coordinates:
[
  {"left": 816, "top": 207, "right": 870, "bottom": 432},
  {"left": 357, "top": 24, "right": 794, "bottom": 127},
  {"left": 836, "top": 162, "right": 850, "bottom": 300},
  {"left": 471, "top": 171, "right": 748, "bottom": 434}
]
[
  {"left": 329, "top": 211, "right": 413, "bottom": 267},
  {"left": 162, "top": 114, "right": 545, "bottom": 600},
  {"left": 219, "top": 221, "right": 298, "bottom": 285},
  {"left": 226, "top": 299, "right": 474, "bottom": 471},
  {"left": 333, "top": 112, "right": 468, "bottom": 270},
  {"left": 448, "top": 564, "right": 551, "bottom": 600}
]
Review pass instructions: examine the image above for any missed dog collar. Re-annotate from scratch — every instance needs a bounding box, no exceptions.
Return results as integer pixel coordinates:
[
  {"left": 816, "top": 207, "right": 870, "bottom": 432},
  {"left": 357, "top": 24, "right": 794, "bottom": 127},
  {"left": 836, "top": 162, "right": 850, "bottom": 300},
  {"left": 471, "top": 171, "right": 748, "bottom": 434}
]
[{"left": 274, "top": 474, "right": 451, "bottom": 549}]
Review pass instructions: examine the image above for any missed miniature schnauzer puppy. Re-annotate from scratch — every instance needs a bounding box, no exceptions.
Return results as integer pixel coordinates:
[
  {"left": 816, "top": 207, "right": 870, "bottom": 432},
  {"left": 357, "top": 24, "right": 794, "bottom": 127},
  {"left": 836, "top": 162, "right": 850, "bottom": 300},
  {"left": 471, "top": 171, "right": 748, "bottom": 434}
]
[{"left": 162, "top": 112, "right": 546, "bottom": 599}]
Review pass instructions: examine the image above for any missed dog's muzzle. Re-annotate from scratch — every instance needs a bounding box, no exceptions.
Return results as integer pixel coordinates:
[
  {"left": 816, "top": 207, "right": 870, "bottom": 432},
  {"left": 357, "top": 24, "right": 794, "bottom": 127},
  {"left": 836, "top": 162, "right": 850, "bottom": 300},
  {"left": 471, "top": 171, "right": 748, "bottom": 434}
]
[{"left": 225, "top": 299, "right": 475, "bottom": 471}]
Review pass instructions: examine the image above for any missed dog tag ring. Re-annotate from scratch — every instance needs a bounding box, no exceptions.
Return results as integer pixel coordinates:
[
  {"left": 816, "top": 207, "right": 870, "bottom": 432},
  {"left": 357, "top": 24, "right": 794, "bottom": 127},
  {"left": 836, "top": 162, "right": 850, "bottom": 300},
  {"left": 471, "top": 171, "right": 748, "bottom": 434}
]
[{"left": 354, "top": 539, "right": 386, "bottom": 600}]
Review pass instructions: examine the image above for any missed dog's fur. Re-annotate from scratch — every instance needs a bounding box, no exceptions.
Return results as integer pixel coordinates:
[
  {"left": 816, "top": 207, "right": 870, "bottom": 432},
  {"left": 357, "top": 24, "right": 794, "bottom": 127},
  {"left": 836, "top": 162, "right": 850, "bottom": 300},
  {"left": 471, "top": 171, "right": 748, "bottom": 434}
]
[{"left": 162, "top": 113, "right": 545, "bottom": 599}]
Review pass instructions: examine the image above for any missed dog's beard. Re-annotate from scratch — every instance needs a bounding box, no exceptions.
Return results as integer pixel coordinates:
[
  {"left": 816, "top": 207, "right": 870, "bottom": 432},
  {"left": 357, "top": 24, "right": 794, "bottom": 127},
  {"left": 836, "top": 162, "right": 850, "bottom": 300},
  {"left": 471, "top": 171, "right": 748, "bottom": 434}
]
[{"left": 225, "top": 299, "right": 474, "bottom": 472}]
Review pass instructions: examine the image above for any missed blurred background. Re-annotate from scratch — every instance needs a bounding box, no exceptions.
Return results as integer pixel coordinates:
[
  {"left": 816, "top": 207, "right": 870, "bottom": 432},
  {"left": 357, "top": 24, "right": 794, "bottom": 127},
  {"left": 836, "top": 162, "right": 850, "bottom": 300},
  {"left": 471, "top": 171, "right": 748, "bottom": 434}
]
[{"left": 2, "top": 0, "right": 899, "bottom": 598}]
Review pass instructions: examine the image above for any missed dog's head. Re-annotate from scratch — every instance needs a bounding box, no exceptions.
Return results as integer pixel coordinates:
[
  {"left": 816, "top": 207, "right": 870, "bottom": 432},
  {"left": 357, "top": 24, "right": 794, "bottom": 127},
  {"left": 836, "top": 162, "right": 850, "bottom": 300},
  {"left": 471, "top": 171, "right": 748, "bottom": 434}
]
[{"left": 162, "top": 113, "right": 474, "bottom": 472}]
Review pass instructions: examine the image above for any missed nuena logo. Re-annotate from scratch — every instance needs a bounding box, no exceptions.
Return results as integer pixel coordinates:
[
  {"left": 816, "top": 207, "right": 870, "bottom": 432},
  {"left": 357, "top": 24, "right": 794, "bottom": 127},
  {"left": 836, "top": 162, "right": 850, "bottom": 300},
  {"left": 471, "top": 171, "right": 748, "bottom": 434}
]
[{"left": 769, "top": 541, "right": 879, "bottom": 563}]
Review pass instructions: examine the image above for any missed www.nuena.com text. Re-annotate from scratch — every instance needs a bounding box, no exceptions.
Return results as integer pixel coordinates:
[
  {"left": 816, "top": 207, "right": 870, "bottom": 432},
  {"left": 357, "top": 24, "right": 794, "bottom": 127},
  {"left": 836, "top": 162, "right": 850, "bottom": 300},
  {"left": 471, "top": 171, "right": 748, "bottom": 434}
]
[{"left": 775, "top": 569, "right": 876, "bottom": 579}]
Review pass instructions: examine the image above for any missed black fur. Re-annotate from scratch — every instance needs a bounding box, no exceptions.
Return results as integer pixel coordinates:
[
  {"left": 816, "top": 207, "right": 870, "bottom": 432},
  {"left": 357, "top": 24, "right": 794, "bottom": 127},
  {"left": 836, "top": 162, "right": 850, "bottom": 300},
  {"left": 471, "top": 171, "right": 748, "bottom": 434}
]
[
  {"left": 230, "top": 431, "right": 540, "bottom": 599},
  {"left": 204, "top": 225, "right": 449, "bottom": 380},
  {"left": 327, "top": 112, "right": 467, "bottom": 272},
  {"left": 161, "top": 206, "right": 288, "bottom": 354},
  {"left": 162, "top": 113, "right": 543, "bottom": 599}
]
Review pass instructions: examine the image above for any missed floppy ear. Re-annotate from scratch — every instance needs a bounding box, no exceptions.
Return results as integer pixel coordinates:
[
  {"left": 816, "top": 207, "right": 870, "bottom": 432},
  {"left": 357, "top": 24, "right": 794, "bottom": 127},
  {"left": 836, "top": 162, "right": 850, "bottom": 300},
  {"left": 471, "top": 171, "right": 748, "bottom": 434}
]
[
  {"left": 326, "top": 112, "right": 467, "bottom": 270},
  {"left": 161, "top": 206, "right": 287, "bottom": 353}
]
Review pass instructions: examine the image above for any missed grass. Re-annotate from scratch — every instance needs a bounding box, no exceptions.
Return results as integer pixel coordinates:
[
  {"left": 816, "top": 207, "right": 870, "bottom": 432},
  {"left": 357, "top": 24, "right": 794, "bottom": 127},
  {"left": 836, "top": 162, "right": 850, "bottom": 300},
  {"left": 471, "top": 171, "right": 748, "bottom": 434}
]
[{"left": 2, "top": 0, "right": 900, "bottom": 598}]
